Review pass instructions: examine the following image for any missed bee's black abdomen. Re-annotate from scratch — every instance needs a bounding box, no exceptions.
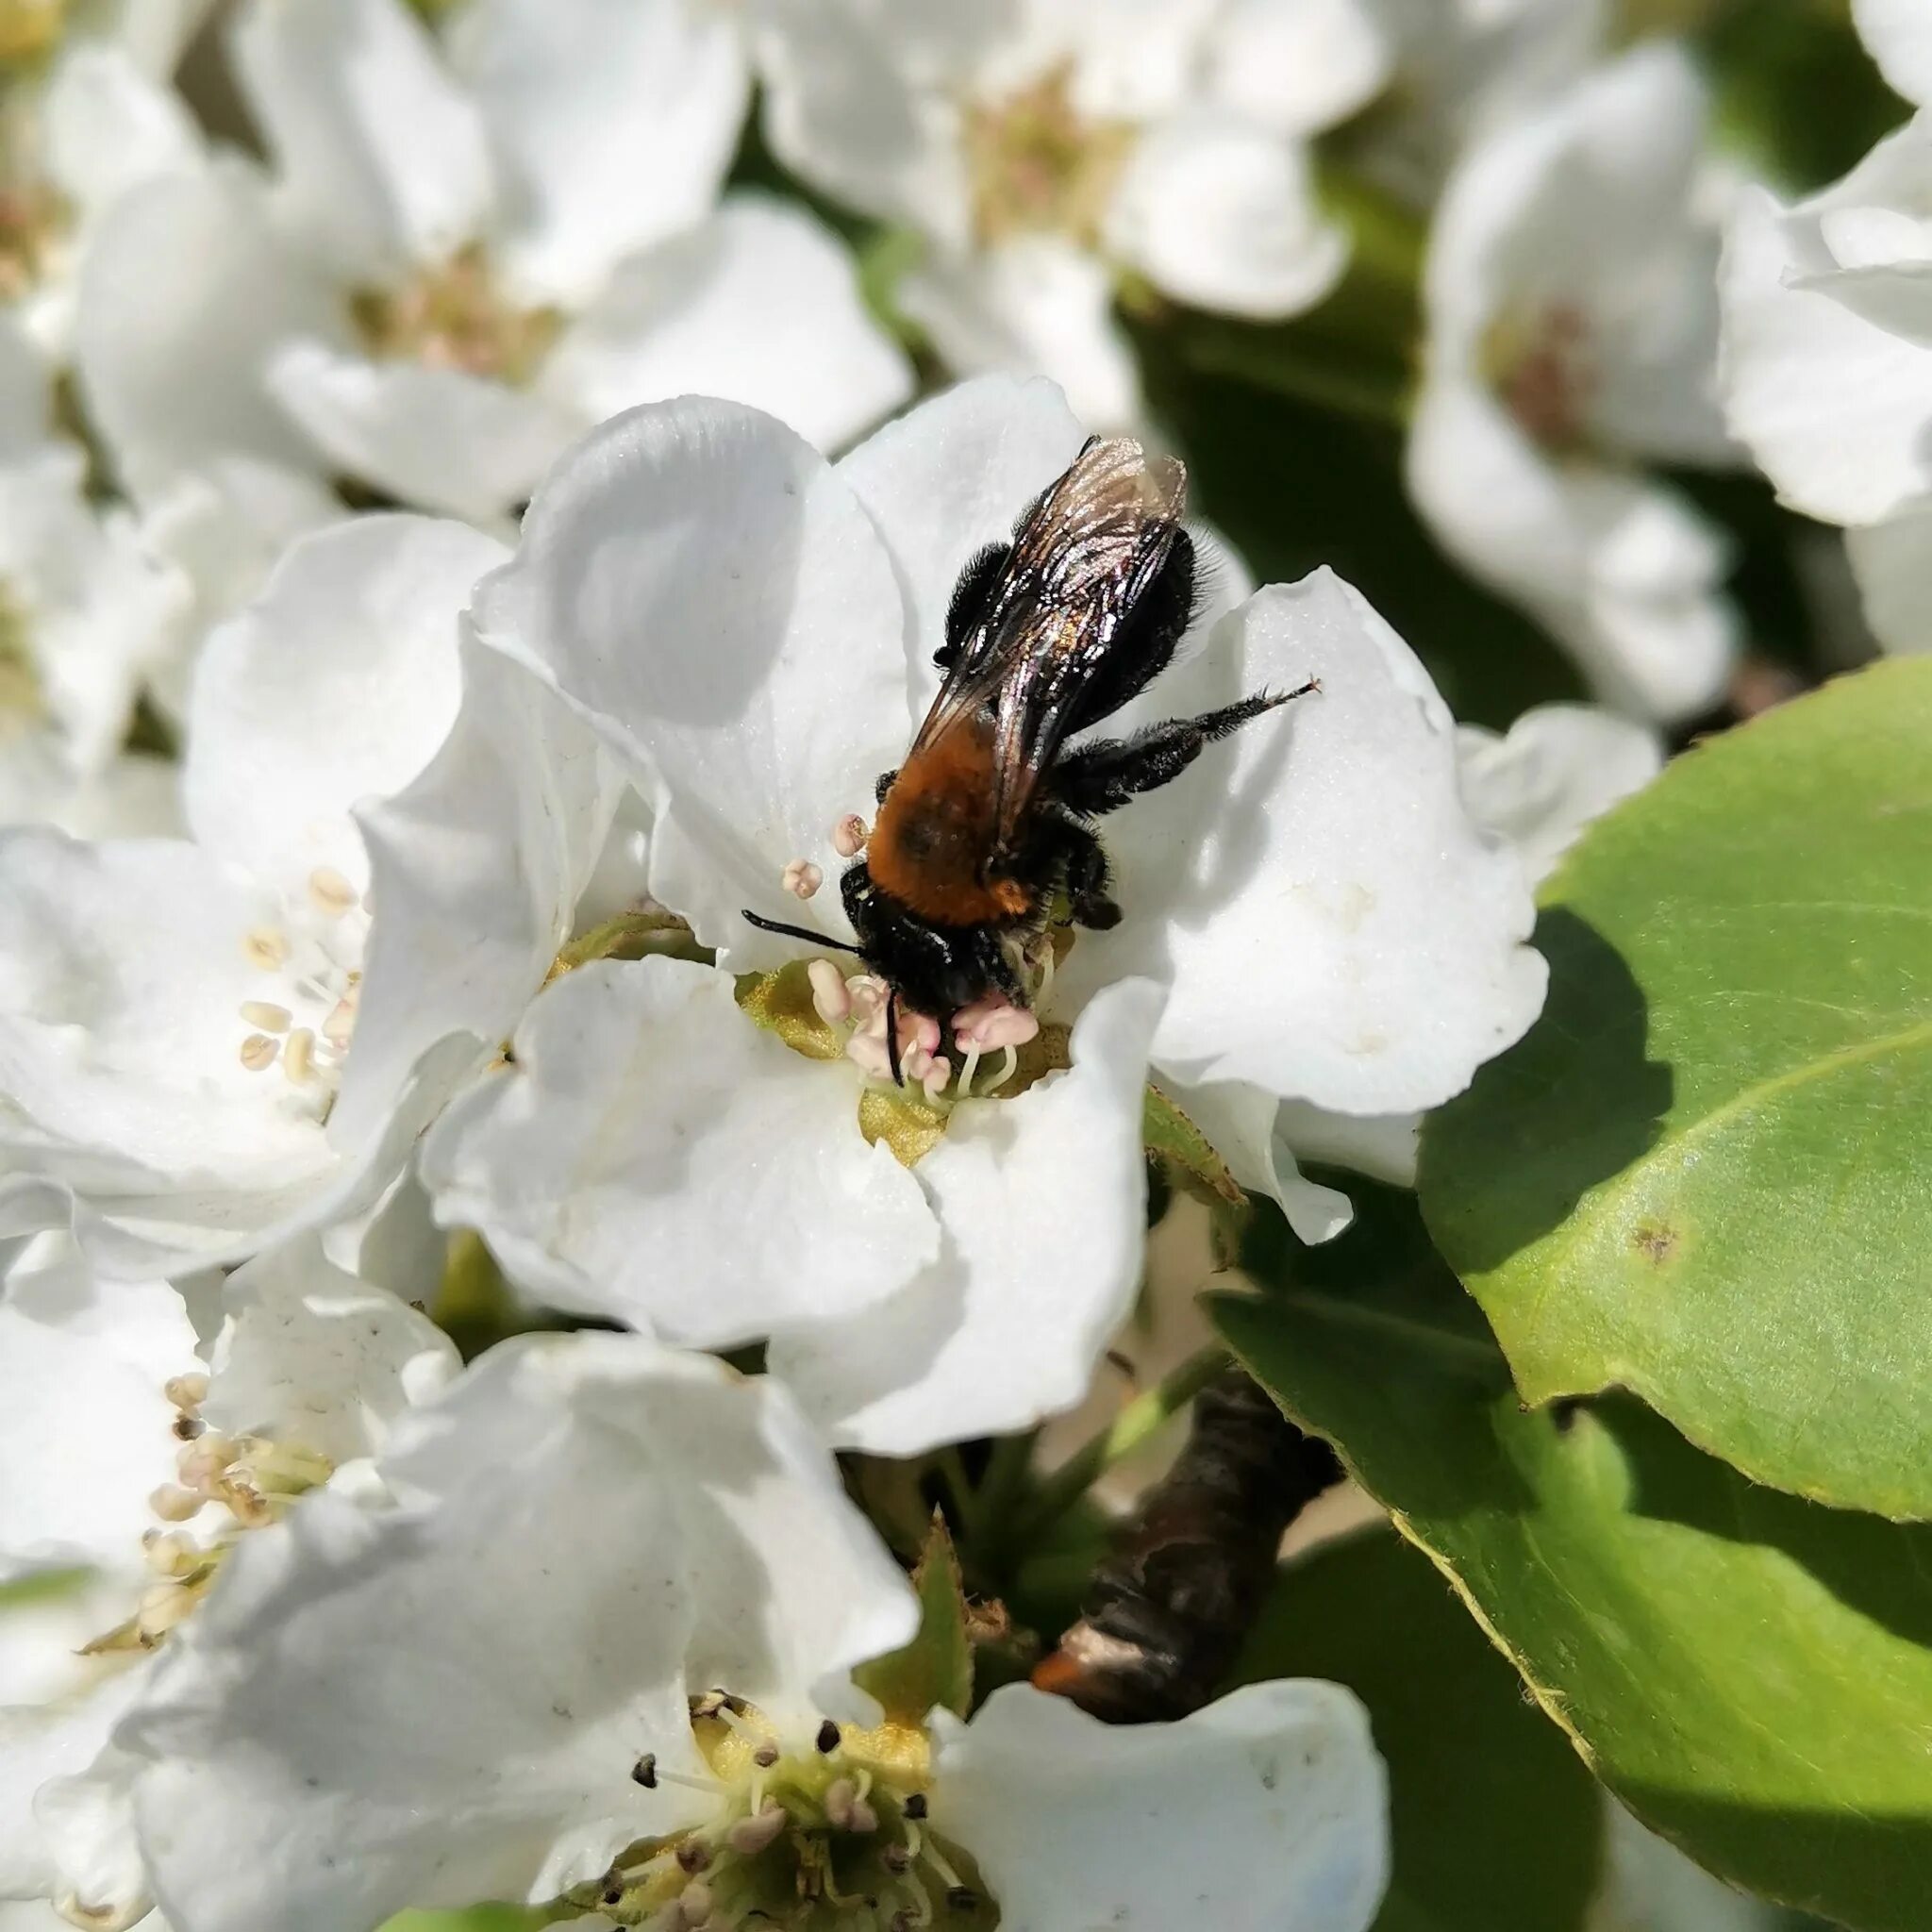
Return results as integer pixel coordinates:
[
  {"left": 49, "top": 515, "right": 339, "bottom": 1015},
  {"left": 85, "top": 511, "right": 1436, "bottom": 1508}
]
[
  {"left": 939, "top": 542, "right": 1010, "bottom": 668},
  {"left": 1060, "top": 527, "right": 1196, "bottom": 736}
]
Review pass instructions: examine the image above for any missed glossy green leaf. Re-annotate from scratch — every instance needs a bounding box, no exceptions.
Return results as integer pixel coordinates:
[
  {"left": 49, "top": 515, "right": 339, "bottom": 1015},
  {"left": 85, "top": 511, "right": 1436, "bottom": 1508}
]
[
  {"left": 854, "top": 1516, "right": 974, "bottom": 1725},
  {"left": 1237, "top": 1528, "right": 1603, "bottom": 1932},
  {"left": 1217, "top": 1184, "right": 1932, "bottom": 1932},
  {"left": 1420, "top": 658, "right": 1932, "bottom": 1520}
]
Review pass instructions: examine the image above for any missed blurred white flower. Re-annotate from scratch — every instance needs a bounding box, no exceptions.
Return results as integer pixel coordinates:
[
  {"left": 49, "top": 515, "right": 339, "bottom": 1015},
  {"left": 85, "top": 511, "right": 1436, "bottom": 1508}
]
[
  {"left": 76, "top": 0, "right": 911, "bottom": 523},
  {"left": 414, "top": 376, "right": 1541, "bottom": 1444},
  {"left": 1719, "top": 23, "right": 1932, "bottom": 657},
  {"left": 1407, "top": 43, "right": 1742, "bottom": 724},
  {"left": 1277, "top": 700, "right": 1661, "bottom": 1188},
  {"left": 111, "top": 1330, "right": 1390, "bottom": 1932},
  {"left": 0, "top": 1229, "right": 456, "bottom": 1931},
  {"left": 0, "top": 513, "right": 616, "bottom": 1275},
  {"left": 753, "top": 0, "right": 1385, "bottom": 425}
]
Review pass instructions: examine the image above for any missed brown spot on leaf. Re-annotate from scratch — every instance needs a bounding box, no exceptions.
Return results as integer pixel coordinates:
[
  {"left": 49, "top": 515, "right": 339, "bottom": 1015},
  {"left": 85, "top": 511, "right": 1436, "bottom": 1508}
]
[{"left": 1632, "top": 1221, "right": 1679, "bottom": 1266}]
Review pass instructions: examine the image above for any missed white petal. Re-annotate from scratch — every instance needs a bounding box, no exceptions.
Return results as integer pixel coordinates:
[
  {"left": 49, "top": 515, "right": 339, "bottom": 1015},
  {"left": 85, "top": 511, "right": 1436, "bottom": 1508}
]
[
  {"left": 750, "top": 0, "right": 974, "bottom": 241},
  {"left": 1204, "top": 0, "right": 1393, "bottom": 137},
  {"left": 422, "top": 957, "right": 938, "bottom": 1345},
  {"left": 96, "top": 0, "right": 214, "bottom": 75},
  {"left": 1275, "top": 1097, "right": 1423, "bottom": 1191},
  {"left": 335, "top": 638, "right": 617, "bottom": 1151},
  {"left": 899, "top": 237, "right": 1144, "bottom": 430},
  {"left": 1719, "top": 136, "right": 1932, "bottom": 524},
  {"left": 32, "top": 1740, "right": 151, "bottom": 1932},
  {"left": 0, "top": 311, "right": 50, "bottom": 458},
  {"left": 75, "top": 163, "right": 344, "bottom": 494},
  {"left": 768, "top": 976, "right": 1159, "bottom": 1454},
  {"left": 266, "top": 341, "right": 579, "bottom": 522},
  {"left": 448, "top": 0, "right": 749, "bottom": 304},
  {"left": 1106, "top": 116, "right": 1348, "bottom": 319},
  {"left": 1168, "top": 1076, "right": 1357, "bottom": 1242},
  {"left": 469, "top": 397, "right": 911, "bottom": 957},
  {"left": 932, "top": 1678, "right": 1389, "bottom": 1932},
  {"left": 1846, "top": 502, "right": 1932, "bottom": 654},
  {"left": 230, "top": 0, "right": 493, "bottom": 281},
  {"left": 42, "top": 44, "right": 201, "bottom": 227},
  {"left": 0, "top": 743, "right": 183, "bottom": 841},
  {"left": 835, "top": 371, "right": 1086, "bottom": 687},
  {"left": 1058, "top": 570, "right": 1546, "bottom": 1113},
  {"left": 0, "top": 1241, "right": 194, "bottom": 1578},
  {"left": 1456, "top": 702, "right": 1662, "bottom": 883},
  {"left": 202, "top": 1236, "right": 459, "bottom": 1465},
  {"left": 540, "top": 195, "right": 911, "bottom": 454},
  {"left": 183, "top": 514, "right": 501, "bottom": 898},
  {"left": 124, "top": 1333, "right": 914, "bottom": 1926},
  {"left": 1856, "top": 0, "right": 1932, "bottom": 107}
]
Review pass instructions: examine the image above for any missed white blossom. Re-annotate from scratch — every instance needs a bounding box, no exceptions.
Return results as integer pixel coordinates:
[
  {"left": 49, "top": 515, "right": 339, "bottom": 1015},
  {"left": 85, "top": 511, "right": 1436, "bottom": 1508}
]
[
  {"left": 111, "top": 1331, "right": 1391, "bottom": 1932},
  {"left": 75, "top": 0, "right": 910, "bottom": 523},
  {"left": 0, "top": 512, "right": 614, "bottom": 1275},
  {"left": 0, "top": 1229, "right": 457, "bottom": 1930},
  {"left": 1407, "top": 42, "right": 1742, "bottom": 724},
  {"left": 753, "top": 0, "right": 1383, "bottom": 425}
]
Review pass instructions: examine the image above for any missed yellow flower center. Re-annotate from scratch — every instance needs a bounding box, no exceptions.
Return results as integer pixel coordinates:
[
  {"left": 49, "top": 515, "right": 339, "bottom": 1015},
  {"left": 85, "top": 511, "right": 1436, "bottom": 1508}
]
[
  {"left": 0, "top": 0, "right": 63, "bottom": 69},
  {"left": 964, "top": 65, "right": 1135, "bottom": 249},
  {"left": 349, "top": 242, "right": 562, "bottom": 387}
]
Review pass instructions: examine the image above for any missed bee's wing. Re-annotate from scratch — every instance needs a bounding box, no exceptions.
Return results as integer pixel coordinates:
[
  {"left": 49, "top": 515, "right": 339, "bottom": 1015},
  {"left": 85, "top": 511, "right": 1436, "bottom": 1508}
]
[{"left": 909, "top": 437, "right": 1187, "bottom": 858}]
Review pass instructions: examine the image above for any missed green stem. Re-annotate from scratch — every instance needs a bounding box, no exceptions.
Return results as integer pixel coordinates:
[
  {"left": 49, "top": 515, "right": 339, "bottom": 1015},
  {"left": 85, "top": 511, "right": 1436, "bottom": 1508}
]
[
  {"left": 555, "top": 908, "right": 698, "bottom": 972},
  {"left": 1015, "top": 1343, "right": 1230, "bottom": 1544}
]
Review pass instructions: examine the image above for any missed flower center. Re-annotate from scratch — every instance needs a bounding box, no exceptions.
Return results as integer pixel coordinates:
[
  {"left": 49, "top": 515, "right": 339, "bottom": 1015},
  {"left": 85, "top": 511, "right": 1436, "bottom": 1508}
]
[
  {"left": 572, "top": 1701, "right": 995, "bottom": 1931},
  {"left": 0, "top": 158, "right": 67, "bottom": 302},
  {"left": 0, "top": 0, "right": 63, "bottom": 69},
  {"left": 1483, "top": 300, "right": 1595, "bottom": 455},
  {"left": 80, "top": 1374, "right": 335, "bottom": 1660},
  {"left": 963, "top": 65, "right": 1135, "bottom": 248},
  {"left": 349, "top": 242, "right": 562, "bottom": 387},
  {"left": 232, "top": 866, "right": 370, "bottom": 1120}
]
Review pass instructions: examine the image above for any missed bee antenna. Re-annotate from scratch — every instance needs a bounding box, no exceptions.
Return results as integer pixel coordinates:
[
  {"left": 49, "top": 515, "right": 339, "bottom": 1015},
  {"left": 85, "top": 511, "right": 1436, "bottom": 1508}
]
[
  {"left": 741, "top": 908, "right": 865, "bottom": 956},
  {"left": 885, "top": 986, "right": 904, "bottom": 1088}
]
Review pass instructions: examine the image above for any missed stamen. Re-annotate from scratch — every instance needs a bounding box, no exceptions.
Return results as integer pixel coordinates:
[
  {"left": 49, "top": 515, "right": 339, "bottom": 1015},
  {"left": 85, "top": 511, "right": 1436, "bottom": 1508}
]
[
  {"left": 308, "top": 867, "right": 358, "bottom": 917},
  {"left": 832, "top": 814, "right": 870, "bottom": 858},
  {"left": 282, "top": 1028, "right": 317, "bottom": 1084},
  {"left": 816, "top": 1719, "right": 841, "bottom": 1754},
  {"left": 164, "top": 1374, "right": 209, "bottom": 1411},
  {"left": 676, "top": 1841, "right": 712, "bottom": 1875},
  {"left": 679, "top": 1879, "right": 713, "bottom": 1923},
  {"left": 238, "top": 1033, "right": 278, "bottom": 1072},
  {"left": 956, "top": 1044, "right": 982, "bottom": 1094},
  {"left": 782, "top": 858, "right": 824, "bottom": 900},
  {"left": 902, "top": 1793, "right": 928, "bottom": 1821},
  {"left": 982, "top": 1045, "right": 1020, "bottom": 1094},
  {"left": 921, "top": 1055, "right": 951, "bottom": 1103},
  {"left": 321, "top": 996, "right": 358, "bottom": 1049},
  {"left": 726, "top": 1801, "right": 788, "bottom": 1856},
  {"left": 148, "top": 1484, "right": 201, "bottom": 1523},
  {"left": 808, "top": 958, "right": 852, "bottom": 1024},
  {"left": 243, "top": 926, "right": 291, "bottom": 970}
]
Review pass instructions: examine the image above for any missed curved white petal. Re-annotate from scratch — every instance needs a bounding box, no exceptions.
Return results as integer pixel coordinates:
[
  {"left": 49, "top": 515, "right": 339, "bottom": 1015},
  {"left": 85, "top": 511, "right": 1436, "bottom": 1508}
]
[
  {"left": 0, "top": 1241, "right": 194, "bottom": 1578},
  {"left": 932, "top": 1679, "right": 1389, "bottom": 1932},
  {"left": 75, "top": 162, "right": 345, "bottom": 494},
  {"left": 450, "top": 0, "right": 749, "bottom": 304},
  {"left": 469, "top": 397, "right": 910, "bottom": 958},
  {"left": 123, "top": 1333, "right": 915, "bottom": 1928},
  {"left": 835, "top": 372, "right": 1086, "bottom": 693},
  {"left": 335, "top": 638, "right": 618, "bottom": 1151},
  {"left": 266, "top": 341, "right": 578, "bottom": 522},
  {"left": 1455, "top": 702, "right": 1661, "bottom": 883},
  {"left": 422, "top": 957, "right": 938, "bottom": 1346},
  {"left": 899, "top": 237, "right": 1144, "bottom": 430},
  {"left": 1856, "top": 0, "right": 1932, "bottom": 107},
  {"left": 42, "top": 44, "right": 202, "bottom": 227},
  {"left": 1107, "top": 116, "right": 1348, "bottom": 319},
  {"left": 1168, "top": 1076, "right": 1357, "bottom": 1242},
  {"left": 1846, "top": 502, "right": 1932, "bottom": 653},
  {"left": 540, "top": 195, "right": 912, "bottom": 456},
  {"left": 183, "top": 514, "right": 501, "bottom": 899},
  {"left": 1275, "top": 1097, "right": 1423, "bottom": 1191},
  {"left": 0, "top": 743, "right": 182, "bottom": 841},
  {"left": 1205, "top": 0, "right": 1393, "bottom": 136},
  {"left": 202, "top": 1236, "right": 459, "bottom": 1464},
  {"left": 1059, "top": 570, "right": 1546, "bottom": 1113},
  {"left": 1719, "top": 148, "right": 1932, "bottom": 525},
  {"left": 768, "top": 976, "right": 1159, "bottom": 1454},
  {"left": 230, "top": 0, "right": 493, "bottom": 281}
]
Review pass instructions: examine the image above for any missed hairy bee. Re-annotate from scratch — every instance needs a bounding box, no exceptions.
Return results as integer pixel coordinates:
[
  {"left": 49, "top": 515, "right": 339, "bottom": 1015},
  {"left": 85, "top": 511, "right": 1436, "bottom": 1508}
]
[{"left": 747, "top": 435, "right": 1315, "bottom": 1080}]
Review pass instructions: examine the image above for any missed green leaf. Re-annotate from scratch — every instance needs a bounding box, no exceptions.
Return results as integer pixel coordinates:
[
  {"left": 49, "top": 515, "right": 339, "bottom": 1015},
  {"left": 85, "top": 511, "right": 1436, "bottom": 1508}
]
[
  {"left": 1143, "top": 1081, "right": 1245, "bottom": 1207},
  {"left": 1419, "top": 658, "right": 1932, "bottom": 1521},
  {"left": 1217, "top": 1186, "right": 1932, "bottom": 1932},
  {"left": 854, "top": 1516, "right": 974, "bottom": 1725},
  {"left": 1236, "top": 1528, "right": 1603, "bottom": 1932},
  {"left": 379, "top": 1908, "right": 546, "bottom": 1932}
]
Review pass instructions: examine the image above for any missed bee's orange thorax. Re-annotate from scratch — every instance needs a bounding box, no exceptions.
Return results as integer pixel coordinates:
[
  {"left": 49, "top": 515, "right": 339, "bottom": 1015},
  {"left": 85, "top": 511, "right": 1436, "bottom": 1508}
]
[{"left": 868, "top": 726, "right": 1037, "bottom": 926}]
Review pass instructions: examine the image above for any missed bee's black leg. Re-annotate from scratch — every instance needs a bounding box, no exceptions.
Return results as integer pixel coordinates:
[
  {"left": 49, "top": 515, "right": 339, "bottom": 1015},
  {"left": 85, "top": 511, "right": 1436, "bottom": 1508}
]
[
  {"left": 1049, "top": 681, "right": 1319, "bottom": 818},
  {"left": 1034, "top": 810, "right": 1122, "bottom": 929},
  {"left": 938, "top": 543, "right": 1010, "bottom": 668},
  {"left": 874, "top": 766, "right": 899, "bottom": 806}
]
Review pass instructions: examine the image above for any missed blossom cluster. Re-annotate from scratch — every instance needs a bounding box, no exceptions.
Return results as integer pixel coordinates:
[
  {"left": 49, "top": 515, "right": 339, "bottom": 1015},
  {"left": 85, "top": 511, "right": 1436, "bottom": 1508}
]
[{"left": 0, "top": 2, "right": 1881, "bottom": 1930}]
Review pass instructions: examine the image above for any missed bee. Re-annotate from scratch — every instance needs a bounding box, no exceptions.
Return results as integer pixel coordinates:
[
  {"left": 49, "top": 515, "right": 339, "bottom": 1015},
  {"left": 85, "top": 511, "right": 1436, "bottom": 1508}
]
[{"left": 746, "top": 435, "right": 1317, "bottom": 1081}]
